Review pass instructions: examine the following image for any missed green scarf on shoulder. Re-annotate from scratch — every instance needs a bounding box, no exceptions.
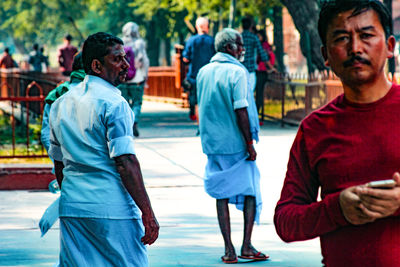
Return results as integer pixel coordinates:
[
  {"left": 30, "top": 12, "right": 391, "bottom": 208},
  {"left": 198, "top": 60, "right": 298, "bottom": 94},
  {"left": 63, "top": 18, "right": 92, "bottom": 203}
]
[{"left": 45, "top": 69, "right": 86, "bottom": 105}]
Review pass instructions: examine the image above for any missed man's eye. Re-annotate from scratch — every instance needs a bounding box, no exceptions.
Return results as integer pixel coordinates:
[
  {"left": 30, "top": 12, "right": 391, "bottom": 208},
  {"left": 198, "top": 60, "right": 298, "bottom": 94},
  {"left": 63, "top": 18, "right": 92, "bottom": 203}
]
[
  {"left": 361, "top": 33, "right": 373, "bottom": 39},
  {"left": 334, "top": 36, "right": 348, "bottom": 42}
]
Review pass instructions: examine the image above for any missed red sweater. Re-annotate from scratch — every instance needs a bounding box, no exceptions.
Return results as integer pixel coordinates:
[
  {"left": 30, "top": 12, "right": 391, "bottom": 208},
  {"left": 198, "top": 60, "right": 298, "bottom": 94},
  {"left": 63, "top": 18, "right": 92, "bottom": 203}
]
[{"left": 274, "top": 84, "right": 400, "bottom": 267}]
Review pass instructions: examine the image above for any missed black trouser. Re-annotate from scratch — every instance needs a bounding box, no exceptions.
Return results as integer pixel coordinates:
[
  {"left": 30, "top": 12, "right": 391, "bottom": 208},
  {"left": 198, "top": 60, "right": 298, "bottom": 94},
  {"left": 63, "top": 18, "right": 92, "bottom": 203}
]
[
  {"left": 188, "top": 82, "right": 197, "bottom": 116},
  {"left": 255, "top": 71, "right": 269, "bottom": 114}
]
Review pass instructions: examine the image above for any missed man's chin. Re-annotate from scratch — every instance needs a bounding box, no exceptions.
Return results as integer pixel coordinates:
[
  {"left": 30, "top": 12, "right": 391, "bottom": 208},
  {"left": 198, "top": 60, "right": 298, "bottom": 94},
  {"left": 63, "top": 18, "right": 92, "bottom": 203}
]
[{"left": 115, "top": 75, "right": 127, "bottom": 86}]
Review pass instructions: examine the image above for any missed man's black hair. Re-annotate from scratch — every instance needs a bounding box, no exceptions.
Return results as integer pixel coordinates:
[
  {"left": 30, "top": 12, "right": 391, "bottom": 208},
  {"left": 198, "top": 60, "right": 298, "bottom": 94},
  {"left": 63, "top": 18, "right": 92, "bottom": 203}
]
[
  {"left": 257, "top": 29, "right": 267, "bottom": 43},
  {"left": 318, "top": 0, "right": 392, "bottom": 46},
  {"left": 65, "top": 34, "right": 73, "bottom": 41},
  {"left": 241, "top": 17, "right": 253, "bottom": 30},
  {"left": 33, "top": 43, "right": 39, "bottom": 51},
  {"left": 82, "top": 32, "right": 123, "bottom": 74},
  {"left": 4, "top": 47, "right": 9, "bottom": 53},
  {"left": 72, "top": 52, "right": 83, "bottom": 71}
]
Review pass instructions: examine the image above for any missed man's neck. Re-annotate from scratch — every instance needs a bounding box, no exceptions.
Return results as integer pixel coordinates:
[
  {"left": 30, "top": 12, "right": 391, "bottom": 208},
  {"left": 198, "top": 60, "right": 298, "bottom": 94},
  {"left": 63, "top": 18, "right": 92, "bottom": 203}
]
[{"left": 342, "top": 75, "right": 392, "bottom": 103}]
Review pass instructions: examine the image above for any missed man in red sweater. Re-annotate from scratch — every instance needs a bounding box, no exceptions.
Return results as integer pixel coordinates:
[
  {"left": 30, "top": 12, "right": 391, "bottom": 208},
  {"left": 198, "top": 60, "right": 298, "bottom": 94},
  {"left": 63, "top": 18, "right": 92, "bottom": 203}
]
[{"left": 274, "top": 1, "right": 400, "bottom": 266}]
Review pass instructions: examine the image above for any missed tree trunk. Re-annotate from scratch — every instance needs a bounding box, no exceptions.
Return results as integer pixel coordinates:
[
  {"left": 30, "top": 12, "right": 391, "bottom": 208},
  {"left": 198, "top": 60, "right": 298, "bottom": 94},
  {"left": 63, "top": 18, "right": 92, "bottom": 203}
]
[
  {"left": 165, "top": 38, "right": 171, "bottom": 66},
  {"left": 228, "top": 0, "right": 237, "bottom": 28},
  {"left": 146, "top": 20, "right": 160, "bottom": 66},
  {"left": 273, "top": 6, "right": 285, "bottom": 73},
  {"left": 281, "top": 0, "right": 326, "bottom": 71}
]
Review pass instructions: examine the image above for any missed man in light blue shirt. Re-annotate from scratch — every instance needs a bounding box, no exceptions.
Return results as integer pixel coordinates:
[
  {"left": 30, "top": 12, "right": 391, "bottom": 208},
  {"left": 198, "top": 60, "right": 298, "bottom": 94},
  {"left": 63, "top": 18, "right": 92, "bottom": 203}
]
[
  {"left": 197, "top": 28, "right": 267, "bottom": 264},
  {"left": 49, "top": 32, "right": 159, "bottom": 266}
]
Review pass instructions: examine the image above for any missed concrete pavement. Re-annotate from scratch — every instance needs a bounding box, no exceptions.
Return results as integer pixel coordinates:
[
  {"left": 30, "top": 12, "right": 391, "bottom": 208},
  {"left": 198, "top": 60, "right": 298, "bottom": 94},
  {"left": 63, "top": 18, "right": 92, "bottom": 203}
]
[{"left": 0, "top": 101, "right": 323, "bottom": 266}]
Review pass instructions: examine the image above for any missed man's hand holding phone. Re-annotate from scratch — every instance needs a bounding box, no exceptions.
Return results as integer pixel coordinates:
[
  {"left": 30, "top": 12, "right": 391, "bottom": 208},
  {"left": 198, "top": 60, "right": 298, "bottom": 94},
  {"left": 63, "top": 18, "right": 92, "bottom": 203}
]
[{"left": 355, "top": 172, "right": 400, "bottom": 219}]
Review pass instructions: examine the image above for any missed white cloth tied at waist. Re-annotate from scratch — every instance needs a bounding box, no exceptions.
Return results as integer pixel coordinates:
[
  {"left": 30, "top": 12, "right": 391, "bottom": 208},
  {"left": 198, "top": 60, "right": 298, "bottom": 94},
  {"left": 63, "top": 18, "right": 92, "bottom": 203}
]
[{"left": 204, "top": 152, "right": 262, "bottom": 223}]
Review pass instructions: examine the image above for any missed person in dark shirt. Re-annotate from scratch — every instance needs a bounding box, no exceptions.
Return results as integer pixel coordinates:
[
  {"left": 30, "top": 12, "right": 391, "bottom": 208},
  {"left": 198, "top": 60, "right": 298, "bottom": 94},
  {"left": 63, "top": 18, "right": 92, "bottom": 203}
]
[
  {"left": 0, "top": 47, "right": 17, "bottom": 69},
  {"left": 241, "top": 18, "right": 275, "bottom": 92},
  {"left": 58, "top": 34, "right": 78, "bottom": 76},
  {"left": 28, "top": 43, "right": 46, "bottom": 72},
  {"left": 182, "top": 17, "right": 215, "bottom": 121}
]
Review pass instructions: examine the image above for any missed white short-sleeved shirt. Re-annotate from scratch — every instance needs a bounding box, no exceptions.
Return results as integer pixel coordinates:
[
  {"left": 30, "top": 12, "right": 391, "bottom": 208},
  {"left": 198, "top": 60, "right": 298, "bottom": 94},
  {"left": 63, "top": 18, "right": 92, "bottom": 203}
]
[
  {"left": 49, "top": 75, "right": 140, "bottom": 219},
  {"left": 197, "top": 53, "right": 249, "bottom": 154}
]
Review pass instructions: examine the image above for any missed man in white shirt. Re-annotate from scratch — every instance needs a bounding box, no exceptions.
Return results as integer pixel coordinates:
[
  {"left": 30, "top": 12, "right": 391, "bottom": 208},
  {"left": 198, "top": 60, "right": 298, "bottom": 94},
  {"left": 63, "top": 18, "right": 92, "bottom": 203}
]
[
  {"left": 49, "top": 32, "right": 159, "bottom": 266},
  {"left": 197, "top": 28, "right": 267, "bottom": 264}
]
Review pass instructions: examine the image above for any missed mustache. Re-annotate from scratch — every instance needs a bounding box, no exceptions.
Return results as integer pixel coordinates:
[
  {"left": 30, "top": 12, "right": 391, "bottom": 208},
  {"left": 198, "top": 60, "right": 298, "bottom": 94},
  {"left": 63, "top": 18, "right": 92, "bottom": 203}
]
[{"left": 343, "top": 55, "right": 371, "bottom": 67}]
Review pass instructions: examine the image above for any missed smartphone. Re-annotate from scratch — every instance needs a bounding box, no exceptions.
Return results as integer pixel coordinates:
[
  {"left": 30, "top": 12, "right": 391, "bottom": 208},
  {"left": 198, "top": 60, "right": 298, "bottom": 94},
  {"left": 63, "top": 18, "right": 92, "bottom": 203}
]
[{"left": 366, "top": 179, "right": 396, "bottom": 189}]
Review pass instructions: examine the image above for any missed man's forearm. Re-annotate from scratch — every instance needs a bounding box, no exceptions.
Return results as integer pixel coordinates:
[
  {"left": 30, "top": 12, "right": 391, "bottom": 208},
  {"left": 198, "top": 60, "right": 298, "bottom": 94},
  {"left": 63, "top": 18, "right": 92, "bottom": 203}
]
[
  {"left": 115, "top": 154, "right": 154, "bottom": 216},
  {"left": 274, "top": 191, "right": 349, "bottom": 242},
  {"left": 235, "top": 107, "right": 252, "bottom": 143}
]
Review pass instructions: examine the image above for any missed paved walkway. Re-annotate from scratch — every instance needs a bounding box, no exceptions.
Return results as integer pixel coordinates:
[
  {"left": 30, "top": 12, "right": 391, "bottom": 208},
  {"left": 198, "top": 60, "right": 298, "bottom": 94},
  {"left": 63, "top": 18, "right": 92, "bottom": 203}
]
[{"left": 0, "top": 101, "right": 322, "bottom": 267}]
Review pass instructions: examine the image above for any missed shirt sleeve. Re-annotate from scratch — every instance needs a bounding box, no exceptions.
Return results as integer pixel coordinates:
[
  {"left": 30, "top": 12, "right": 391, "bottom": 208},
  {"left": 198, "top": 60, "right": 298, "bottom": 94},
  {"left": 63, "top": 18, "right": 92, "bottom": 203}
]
[
  {"left": 182, "top": 38, "right": 192, "bottom": 61},
  {"left": 106, "top": 101, "right": 136, "bottom": 158},
  {"left": 274, "top": 125, "right": 349, "bottom": 242},
  {"left": 41, "top": 104, "right": 51, "bottom": 153},
  {"left": 232, "top": 69, "right": 249, "bottom": 110},
  {"left": 48, "top": 107, "right": 63, "bottom": 162},
  {"left": 57, "top": 48, "right": 64, "bottom": 66},
  {"left": 255, "top": 36, "right": 269, "bottom": 63}
]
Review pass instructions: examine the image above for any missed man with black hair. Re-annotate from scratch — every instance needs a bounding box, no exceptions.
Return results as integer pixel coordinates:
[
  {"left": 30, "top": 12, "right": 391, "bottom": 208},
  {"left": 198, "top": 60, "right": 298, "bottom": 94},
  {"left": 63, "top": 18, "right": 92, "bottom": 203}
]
[
  {"left": 241, "top": 17, "right": 275, "bottom": 92},
  {"left": 29, "top": 43, "right": 46, "bottom": 72},
  {"left": 49, "top": 32, "right": 159, "bottom": 266},
  {"left": 0, "top": 47, "right": 17, "bottom": 69},
  {"left": 274, "top": 1, "right": 400, "bottom": 266},
  {"left": 58, "top": 34, "right": 78, "bottom": 76}
]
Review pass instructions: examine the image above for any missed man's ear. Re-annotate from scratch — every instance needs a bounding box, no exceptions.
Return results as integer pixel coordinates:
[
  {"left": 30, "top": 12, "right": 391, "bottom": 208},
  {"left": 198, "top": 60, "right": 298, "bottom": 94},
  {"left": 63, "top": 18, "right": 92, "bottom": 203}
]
[
  {"left": 321, "top": 46, "right": 330, "bottom": 67},
  {"left": 224, "top": 43, "right": 233, "bottom": 55},
  {"left": 386, "top": 35, "right": 396, "bottom": 59},
  {"left": 91, "top": 59, "right": 102, "bottom": 74}
]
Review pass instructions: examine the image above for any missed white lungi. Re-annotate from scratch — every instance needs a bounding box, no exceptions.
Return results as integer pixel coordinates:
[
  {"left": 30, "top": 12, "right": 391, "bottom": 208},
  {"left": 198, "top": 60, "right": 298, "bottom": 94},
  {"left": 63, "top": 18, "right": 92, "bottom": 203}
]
[
  {"left": 204, "top": 151, "right": 262, "bottom": 223},
  {"left": 59, "top": 218, "right": 148, "bottom": 267}
]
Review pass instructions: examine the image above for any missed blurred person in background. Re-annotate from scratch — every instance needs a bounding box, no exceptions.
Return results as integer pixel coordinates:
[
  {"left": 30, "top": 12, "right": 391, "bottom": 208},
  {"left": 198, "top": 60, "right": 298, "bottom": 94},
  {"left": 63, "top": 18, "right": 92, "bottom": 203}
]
[
  {"left": 0, "top": 47, "right": 18, "bottom": 69},
  {"left": 29, "top": 43, "right": 46, "bottom": 72},
  {"left": 120, "top": 22, "right": 149, "bottom": 137},
  {"left": 58, "top": 34, "right": 78, "bottom": 76},
  {"left": 182, "top": 17, "right": 215, "bottom": 122},
  {"left": 255, "top": 29, "right": 275, "bottom": 117}
]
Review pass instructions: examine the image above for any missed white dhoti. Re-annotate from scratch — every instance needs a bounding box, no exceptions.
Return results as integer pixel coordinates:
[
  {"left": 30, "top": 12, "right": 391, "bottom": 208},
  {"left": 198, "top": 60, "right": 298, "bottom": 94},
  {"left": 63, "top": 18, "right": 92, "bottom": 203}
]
[
  {"left": 204, "top": 151, "right": 262, "bottom": 223},
  {"left": 59, "top": 217, "right": 148, "bottom": 267}
]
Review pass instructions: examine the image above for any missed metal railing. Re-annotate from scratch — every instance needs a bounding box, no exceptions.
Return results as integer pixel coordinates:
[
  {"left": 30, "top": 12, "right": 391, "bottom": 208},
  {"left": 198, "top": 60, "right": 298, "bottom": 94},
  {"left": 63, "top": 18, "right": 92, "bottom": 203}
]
[
  {"left": 0, "top": 71, "right": 61, "bottom": 159},
  {"left": 261, "top": 72, "right": 343, "bottom": 126}
]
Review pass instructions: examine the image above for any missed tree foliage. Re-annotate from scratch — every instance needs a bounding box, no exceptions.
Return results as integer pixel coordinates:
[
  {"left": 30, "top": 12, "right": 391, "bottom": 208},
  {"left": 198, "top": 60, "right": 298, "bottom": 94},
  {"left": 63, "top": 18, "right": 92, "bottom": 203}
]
[
  {"left": 0, "top": 0, "right": 88, "bottom": 52},
  {"left": 0, "top": 0, "right": 327, "bottom": 69}
]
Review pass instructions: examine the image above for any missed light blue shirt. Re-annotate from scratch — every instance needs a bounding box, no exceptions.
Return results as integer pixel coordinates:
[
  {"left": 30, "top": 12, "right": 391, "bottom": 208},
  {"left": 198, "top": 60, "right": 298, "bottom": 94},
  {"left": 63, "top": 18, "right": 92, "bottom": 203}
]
[
  {"left": 41, "top": 104, "right": 51, "bottom": 153},
  {"left": 49, "top": 75, "right": 140, "bottom": 219},
  {"left": 197, "top": 52, "right": 249, "bottom": 154}
]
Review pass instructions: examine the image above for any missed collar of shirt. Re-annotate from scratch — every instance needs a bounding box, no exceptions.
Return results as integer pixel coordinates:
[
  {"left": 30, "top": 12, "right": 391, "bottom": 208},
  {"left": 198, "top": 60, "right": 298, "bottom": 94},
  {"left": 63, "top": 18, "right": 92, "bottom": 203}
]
[{"left": 85, "top": 75, "right": 122, "bottom": 95}]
